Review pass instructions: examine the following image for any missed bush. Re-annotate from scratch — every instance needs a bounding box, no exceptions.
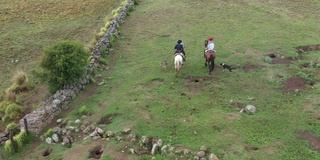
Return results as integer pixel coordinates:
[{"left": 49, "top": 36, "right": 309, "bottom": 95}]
[
  {"left": 133, "top": 0, "right": 140, "bottom": 5},
  {"left": 14, "top": 131, "right": 30, "bottom": 148},
  {"left": 264, "top": 56, "right": 273, "bottom": 64},
  {"left": 4, "top": 131, "right": 31, "bottom": 153},
  {"left": 4, "top": 140, "right": 15, "bottom": 153},
  {"left": 0, "top": 101, "right": 11, "bottom": 112},
  {"left": 44, "top": 129, "right": 54, "bottom": 138},
  {"left": 6, "top": 122, "right": 18, "bottom": 132},
  {"left": 3, "top": 103, "right": 23, "bottom": 122},
  {"left": 40, "top": 41, "right": 90, "bottom": 93},
  {"left": 78, "top": 105, "right": 90, "bottom": 115},
  {"left": 98, "top": 58, "right": 108, "bottom": 65},
  {"left": 12, "top": 70, "right": 28, "bottom": 86}
]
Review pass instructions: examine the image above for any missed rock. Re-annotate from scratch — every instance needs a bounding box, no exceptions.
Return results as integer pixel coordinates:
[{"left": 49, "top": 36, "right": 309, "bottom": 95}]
[
  {"left": 245, "top": 105, "right": 256, "bottom": 114},
  {"left": 184, "top": 149, "right": 191, "bottom": 155},
  {"left": 89, "top": 131, "right": 98, "bottom": 137},
  {"left": 66, "top": 126, "right": 76, "bottom": 131},
  {"left": 200, "top": 146, "right": 207, "bottom": 152},
  {"left": 56, "top": 119, "right": 62, "bottom": 124},
  {"left": 157, "top": 139, "right": 163, "bottom": 147},
  {"left": 62, "top": 136, "right": 72, "bottom": 148},
  {"left": 95, "top": 127, "right": 104, "bottom": 136},
  {"left": 140, "top": 136, "right": 149, "bottom": 146},
  {"left": 106, "top": 130, "right": 114, "bottom": 137},
  {"left": 197, "top": 151, "right": 206, "bottom": 158},
  {"left": 122, "top": 128, "right": 131, "bottom": 134},
  {"left": 161, "top": 145, "right": 168, "bottom": 153},
  {"left": 127, "top": 133, "right": 136, "bottom": 142},
  {"left": 151, "top": 144, "right": 159, "bottom": 155},
  {"left": 0, "top": 132, "right": 6, "bottom": 138},
  {"left": 75, "top": 119, "right": 81, "bottom": 125},
  {"left": 46, "top": 137, "right": 53, "bottom": 144},
  {"left": 130, "top": 148, "right": 136, "bottom": 154},
  {"left": 116, "top": 136, "right": 123, "bottom": 141},
  {"left": 209, "top": 153, "right": 219, "bottom": 160},
  {"left": 52, "top": 133, "right": 59, "bottom": 143}
]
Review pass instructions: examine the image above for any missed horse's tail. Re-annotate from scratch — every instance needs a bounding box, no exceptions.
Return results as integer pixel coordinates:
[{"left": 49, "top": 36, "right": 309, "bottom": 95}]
[
  {"left": 210, "top": 54, "right": 215, "bottom": 71},
  {"left": 175, "top": 60, "right": 181, "bottom": 74},
  {"left": 174, "top": 59, "right": 182, "bottom": 74}
]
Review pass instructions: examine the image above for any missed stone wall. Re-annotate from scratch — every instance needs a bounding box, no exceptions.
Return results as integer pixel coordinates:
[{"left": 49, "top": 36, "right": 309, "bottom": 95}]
[{"left": 18, "top": 0, "right": 135, "bottom": 135}]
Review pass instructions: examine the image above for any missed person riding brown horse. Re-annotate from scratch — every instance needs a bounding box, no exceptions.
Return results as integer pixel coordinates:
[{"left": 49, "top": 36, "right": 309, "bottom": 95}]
[{"left": 204, "top": 38, "right": 216, "bottom": 74}]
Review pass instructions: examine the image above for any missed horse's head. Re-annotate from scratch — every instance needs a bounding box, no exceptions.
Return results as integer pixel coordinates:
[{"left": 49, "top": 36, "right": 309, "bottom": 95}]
[{"left": 204, "top": 40, "right": 208, "bottom": 47}]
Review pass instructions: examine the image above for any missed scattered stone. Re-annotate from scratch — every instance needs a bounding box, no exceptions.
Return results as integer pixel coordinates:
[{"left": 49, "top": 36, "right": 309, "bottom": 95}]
[
  {"left": 157, "top": 139, "right": 163, "bottom": 147},
  {"left": 75, "top": 119, "right": 81, "bottom": 125},
  {"left": 245, "top": 105, "right": 256, "bottom": 114},
  {"left": 95, "top": 127, "right": 104, "bottom": 136},
  {"left": 209, "top": 153, "right": 219, "bottom": 160},
  {"left": 122, "top": 128, "right": 131, "bottom": 134},
  {"left": 45, "top": 137, "right": 53, "bottom": 144},
  {"left": 130, "top": 148, "right": 136, "bottom": 154},
  {"left": 52, "top": 134, "right": 59, "bottom": 143},
  {"left": 151, "top": 143, "right": 159, "bottom": 155},
  {"left": 140, "top": 136, "right": 149, "bottom": 146},
  {"left": 196, "top": 151, "right": 206, "bottom": 158},
  {"left": 127, "top": 133, "right": 137, "bottom": 142},
  {"left": 106, "top": 130, "right": 114, "bottom": 137},
  {"left": 56, "top": 119, "right": 62, "bottom": 124},
  {"left": 200, "top": 146, "right": 207, "bottom": 152},
  {"left": 161, "top": 145, "right": 168, "bottom": 154},
  {"left": 116, "top": 136, "right": 123, "bottom": 141}
]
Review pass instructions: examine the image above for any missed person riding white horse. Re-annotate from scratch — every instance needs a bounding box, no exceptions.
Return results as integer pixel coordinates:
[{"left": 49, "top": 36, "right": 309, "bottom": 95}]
[{"left": 174, "top": 40, "right": 186, "bottom": 61}]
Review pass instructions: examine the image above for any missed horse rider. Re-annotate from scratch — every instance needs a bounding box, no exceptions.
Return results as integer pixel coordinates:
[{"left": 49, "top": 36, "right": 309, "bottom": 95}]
[
  {"left": 174, "top": 40, "right": 186, "bottom": 61},
  {"left": 206, "top": 37, "right": 215, "bottom": 52},
  {"left": 204, "top": 37, "right": 216, "bottom": 57}
]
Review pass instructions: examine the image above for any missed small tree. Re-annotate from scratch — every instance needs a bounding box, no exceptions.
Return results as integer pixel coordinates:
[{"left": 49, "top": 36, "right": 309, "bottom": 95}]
[{"left": 41, "top": 41, "right": 90, "bottom": 93}]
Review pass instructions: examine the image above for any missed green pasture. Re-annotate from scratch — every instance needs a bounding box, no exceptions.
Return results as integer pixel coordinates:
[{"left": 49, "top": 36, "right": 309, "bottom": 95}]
[{"left": 2, "top": 0, "right": 320, "bottom": 159}]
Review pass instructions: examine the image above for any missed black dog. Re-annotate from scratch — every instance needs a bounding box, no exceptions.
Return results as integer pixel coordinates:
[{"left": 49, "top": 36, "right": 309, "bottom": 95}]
[{"left": 220, "top": 63, "right": 234, "bottom": 72}]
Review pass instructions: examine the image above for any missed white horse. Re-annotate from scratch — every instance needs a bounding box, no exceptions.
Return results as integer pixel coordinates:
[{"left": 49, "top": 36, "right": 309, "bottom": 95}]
[{"left": 174, "top": 53, "right": 183, "bottom": 76}]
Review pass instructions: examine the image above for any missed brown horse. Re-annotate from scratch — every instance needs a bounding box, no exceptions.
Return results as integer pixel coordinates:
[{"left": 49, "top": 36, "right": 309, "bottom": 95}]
[{"left": 204, "top": 40, "right": 216, "bottom": 74}]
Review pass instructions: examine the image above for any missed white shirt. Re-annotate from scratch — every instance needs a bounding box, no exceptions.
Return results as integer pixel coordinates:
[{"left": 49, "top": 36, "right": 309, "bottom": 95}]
[{"left": 207, "top": 41, "right": 215, "bottom": 50}]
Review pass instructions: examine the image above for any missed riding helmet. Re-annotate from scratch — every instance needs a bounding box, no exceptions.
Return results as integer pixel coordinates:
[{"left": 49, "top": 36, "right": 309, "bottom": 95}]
[
  {"left": 208, "top": 37, "right": 214, "bottom": 41},
  {"left": 177, "top": 40, "right": 182, "bottom": 43}
]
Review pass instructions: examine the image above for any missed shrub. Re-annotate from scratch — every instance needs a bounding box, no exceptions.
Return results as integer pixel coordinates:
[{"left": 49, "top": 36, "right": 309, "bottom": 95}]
[
  {"left": 3, "top": 103, "right": 23, "bottom": 121},
  {"left": 4, "top": 140, "right": 15, "bottom": 153},
  {"left": 14, "top": 131, "right": 29, "bottom": 148},
  {"left": 40, "top": 41, "right": 90, "bottom": 93},
  {"left": 4, "top": 131, "right": 31, "bottom": 153},
  {"left": 98, "top": 58, "right": 107, "bottom": 65},
  {"left": 0, "top": 101, "right": 11, "bottom": 112},
  {"left": 44, "top": 129, "right": 54, "bottom": 138},
  {"left": 78, "top": 105, "right": 90, "bottom": 115},
  {"left": 133, "top": 0, "right": 140, "bottom": 5},
  {"left": 6, "top": 91, "right": 16, "bottom": 102},
  {"left": 6, "top": 122, "right": 18, "bottom": 132},
  {"left": 264, "top": 56, "right": 273, "bottom": 64},
  {"left": 12, "top": 70, "right": 28, "bottom": 86}
]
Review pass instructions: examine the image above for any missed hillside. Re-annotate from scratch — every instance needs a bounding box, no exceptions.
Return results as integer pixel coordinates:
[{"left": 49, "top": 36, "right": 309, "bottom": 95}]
[{"left": 2, "top": 0, "right": 320, "bottom": 160}]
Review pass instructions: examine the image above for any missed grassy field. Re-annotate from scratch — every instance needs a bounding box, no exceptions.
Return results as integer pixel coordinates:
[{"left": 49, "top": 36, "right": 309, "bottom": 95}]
[
  {"left": 0, "top": 0, "right": 123, "bottom": 93},
  {"left": 2, "top": 0, "right": 320, "bottom": 159}
]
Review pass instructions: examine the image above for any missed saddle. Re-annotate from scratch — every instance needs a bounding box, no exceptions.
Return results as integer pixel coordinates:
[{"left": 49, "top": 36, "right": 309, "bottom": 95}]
[{"left": 174, "top": 52, "right": 184, "bottom": 57}]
